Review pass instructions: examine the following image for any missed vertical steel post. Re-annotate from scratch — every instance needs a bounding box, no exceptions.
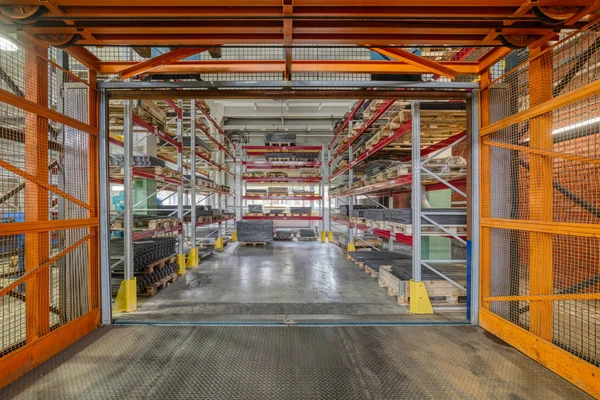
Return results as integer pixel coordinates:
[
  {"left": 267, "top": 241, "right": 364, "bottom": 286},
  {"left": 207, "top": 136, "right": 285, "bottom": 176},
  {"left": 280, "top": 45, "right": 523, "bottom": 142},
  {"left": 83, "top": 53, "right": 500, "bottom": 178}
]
[
  {"left": 469, "top": 92, "right": 480, "bottom": 325},
  {"left": 177, "top": 99, "right": 184, "bottom": 255},
  {"left": 327, "top": 148, "right": 331, "bottom": 234},
  {"left": 411, "top": 101, "right": 421, "bottom": 282},
  {"left": 123, "top": 99, "right": 134, "bottom": 282},
  {"left": 320, "top": 144, "right": 325, "bottom": 236},
  {"left": 388, "top": 195, "right": 394, "bottom": 251},
  {"left": 190, "top": 100, "right": 197, "bottom": 253},
  {"left": 348, "top": 144, "right": 354, "bottom": 245},
  {"left": 99, "top": 89, "right": 112, "bottom": 324}
]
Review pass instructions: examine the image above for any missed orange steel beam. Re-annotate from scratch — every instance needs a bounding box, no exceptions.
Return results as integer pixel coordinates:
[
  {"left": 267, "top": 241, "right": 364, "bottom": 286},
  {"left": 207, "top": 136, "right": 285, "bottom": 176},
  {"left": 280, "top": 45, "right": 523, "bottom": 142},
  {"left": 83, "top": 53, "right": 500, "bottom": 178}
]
[
  {"left": 566, "top": 0, "right": 600, "bottom": 25},
  {"left": 64, "top": 46, "right": 100, "bottom": 71},
  {"left": 369, "top": 46, "right": 457, "bottom": 79},
  {"left": 119, "top": 47, "right": 211, "bottom": 79},
  {"left": 283, "top": 0, "right": 293, "bottom": 80},
  {"left": 528, "top": 44, "right": 553, "bottom": 342},
  {"left": 504, "top": 0, "right": 537, "bottom": 26},
  {"left": 87, "top": 69, "right": 99, "bottom": 311},
  {"left": 476, "top": 47, "right": 513, "bottom": 74},
  {"left": 98, "top": 60, "right": 479, "bottom": 75},
  {"left": 23, "top": 40, "right": 50, "bottom": 342}
]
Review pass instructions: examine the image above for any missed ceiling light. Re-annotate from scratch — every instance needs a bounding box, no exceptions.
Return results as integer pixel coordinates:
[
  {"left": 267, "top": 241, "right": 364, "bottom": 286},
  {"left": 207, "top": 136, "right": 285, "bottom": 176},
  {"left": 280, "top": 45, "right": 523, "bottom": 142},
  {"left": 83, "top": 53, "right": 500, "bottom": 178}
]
[{"left": 0, "top": 37, "right": 18, "bottom": 52}]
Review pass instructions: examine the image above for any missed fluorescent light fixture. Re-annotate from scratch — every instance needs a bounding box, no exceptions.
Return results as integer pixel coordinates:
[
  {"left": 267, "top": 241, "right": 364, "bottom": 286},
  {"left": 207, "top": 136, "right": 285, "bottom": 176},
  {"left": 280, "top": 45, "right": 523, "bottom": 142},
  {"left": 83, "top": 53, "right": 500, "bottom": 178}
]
[
  {"left": 552, "top": 116, "right": 600, "bottom": 135},
  {"left": 0, "top": 37, "right": 17, "bottom": 52}
]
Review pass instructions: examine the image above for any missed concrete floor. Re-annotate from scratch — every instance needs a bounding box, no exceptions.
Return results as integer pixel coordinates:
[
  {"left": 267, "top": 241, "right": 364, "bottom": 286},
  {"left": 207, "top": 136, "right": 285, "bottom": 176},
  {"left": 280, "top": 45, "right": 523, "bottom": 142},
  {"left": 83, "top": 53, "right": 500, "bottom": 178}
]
[
  {"left": 0, "top": 325, "right": 590, "bottom": 399},
  {"left": 116, "top": 241, "right": 465, "bottom": 323}
]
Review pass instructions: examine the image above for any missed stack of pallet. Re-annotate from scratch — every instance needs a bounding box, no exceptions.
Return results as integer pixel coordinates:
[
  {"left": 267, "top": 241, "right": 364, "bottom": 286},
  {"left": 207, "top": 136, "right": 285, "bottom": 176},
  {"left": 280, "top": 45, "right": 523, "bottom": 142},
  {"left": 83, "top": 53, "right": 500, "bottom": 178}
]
[
  {"left": 274, "top": 229, "right": 293, "bottom": 241},
  {"left": 236, "top": 220, "right": 274, "bottom": 244}
]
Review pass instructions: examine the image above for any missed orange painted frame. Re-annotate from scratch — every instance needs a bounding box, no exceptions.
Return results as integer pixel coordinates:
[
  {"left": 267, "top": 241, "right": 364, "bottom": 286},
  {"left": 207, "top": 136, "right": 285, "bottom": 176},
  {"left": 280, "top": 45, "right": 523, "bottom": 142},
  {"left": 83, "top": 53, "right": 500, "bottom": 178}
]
[{"left": 0, "top": 41, "right": 101, "bottom": 390}]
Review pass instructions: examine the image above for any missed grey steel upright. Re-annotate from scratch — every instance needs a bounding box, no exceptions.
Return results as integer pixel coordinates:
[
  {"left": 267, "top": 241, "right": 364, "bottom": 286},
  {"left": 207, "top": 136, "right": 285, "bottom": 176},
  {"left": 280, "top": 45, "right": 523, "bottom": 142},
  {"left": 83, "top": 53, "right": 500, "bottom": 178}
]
[
  {"left": 411, "top": 101, "right": 422, "bottom": 282},
  {"left": 190, "top": 100, "right": 197, "bottom": 249}
]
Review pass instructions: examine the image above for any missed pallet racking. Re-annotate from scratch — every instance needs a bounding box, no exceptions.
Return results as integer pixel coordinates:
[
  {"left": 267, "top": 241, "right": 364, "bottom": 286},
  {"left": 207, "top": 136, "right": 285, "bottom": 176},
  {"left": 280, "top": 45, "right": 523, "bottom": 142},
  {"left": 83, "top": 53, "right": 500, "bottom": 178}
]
[
  {"left": 108, "top": 98, "right": 235, "bottom": 311},
  {"left": 239, "top": 144, "right": 325, "bottom": 237}
]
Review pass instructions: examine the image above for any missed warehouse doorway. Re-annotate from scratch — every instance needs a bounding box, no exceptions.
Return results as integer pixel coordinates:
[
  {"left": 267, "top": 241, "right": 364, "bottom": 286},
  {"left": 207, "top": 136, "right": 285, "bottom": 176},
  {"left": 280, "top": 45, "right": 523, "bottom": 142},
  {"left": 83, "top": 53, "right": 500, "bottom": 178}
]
[{"left": 99, "top": 84, "right": 478, "bottom": 326}]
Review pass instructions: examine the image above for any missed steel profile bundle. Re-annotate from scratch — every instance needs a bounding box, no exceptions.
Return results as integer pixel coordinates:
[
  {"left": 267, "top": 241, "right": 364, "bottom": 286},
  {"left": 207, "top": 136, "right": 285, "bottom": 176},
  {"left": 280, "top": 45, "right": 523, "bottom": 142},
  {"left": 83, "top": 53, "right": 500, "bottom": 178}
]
[
  {"left": 182, "top": 135, "right": 213, "bottom": 153},
  {"left": 246, "top": 188, "right": 268, "bottom": 196},
  {"left": 290, "top": 207, "right": 311, "bottom": 214},
  {"left": 295, "top": 152, "right": 320, "bottom": 161},
  {"left": 236, "top": 220, "right": 274, "bottom": 242},
  {"left": 340, "top": 204, "right": 379, "bottom": 217},
  {"left": 109, "top": 154, "right": 166, "bottom": 167},
  {"left": 383, "top": 208, "right": 466, "bottom": 225},
  {"left": 268, "top": 187, "right": 288, "bottom": 196},
  {"left": 348, "top": 251, "right": 411, "bottom": 273},
  {"left": 350, "top": 206, "right": 383, "bottom": 219},
  {"left": 265, "top": 152, "right": 293, "bottom": 161},
  {"left": 248, "top": 205, "right": 263, "bottom": 213},
  {"left": 264, "top": 132, "right": 296, "bottom": 145},
  {"left": 110, "top": 237, "right": 177, "bottom": 274},
  {"left": 298, "top": 228, "right": 317, "bottom": 240},
  {"left": 155, "top": 205, "right": 212, "bottom": 219},
  {"left": 364, "top": 160, "right": 398, "bottom": 177},
  {"left": 274, "top": 229, "right": 293, "bottom": 240},
  {"left": 362, "top": 209, "right": 386, "bottom": 221},
  {"left": 270, "top": 209, "right": 286, "bottom": 215},
  {"left": 134, "top": 261, "right": 179, "bottom": 294}
]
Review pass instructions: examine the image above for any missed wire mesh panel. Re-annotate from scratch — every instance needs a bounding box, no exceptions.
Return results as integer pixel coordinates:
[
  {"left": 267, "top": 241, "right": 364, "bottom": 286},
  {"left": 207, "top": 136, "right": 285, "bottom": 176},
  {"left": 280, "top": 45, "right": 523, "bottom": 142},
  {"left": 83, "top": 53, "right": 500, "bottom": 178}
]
[
  {"left": 480, "top": 20, "right": 600, "bottom": 397},
  {"left": 0, "top": 35, "right": 99, "bottom": 388}
]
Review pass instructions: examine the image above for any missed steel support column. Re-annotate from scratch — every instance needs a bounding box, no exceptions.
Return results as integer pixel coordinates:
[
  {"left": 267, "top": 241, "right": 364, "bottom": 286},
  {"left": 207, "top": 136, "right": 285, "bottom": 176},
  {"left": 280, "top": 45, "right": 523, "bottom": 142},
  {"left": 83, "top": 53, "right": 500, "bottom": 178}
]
[
  {"left": 99, "top": 88, "right": 112, "bottom": 324},
  {"left": 411, "top": 101, "right": 422, "bottom": 282}
]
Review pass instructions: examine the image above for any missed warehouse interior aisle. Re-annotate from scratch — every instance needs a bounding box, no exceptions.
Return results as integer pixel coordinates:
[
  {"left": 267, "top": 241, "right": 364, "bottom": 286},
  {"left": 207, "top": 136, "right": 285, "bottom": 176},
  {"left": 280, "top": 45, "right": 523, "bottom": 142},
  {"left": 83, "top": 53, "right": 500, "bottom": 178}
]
[
  {"left": 0, "top": 324, "right": 590, "bottom": 399},
  {"left": 115, "top": 241, "right": 463, "bottom": 324}
]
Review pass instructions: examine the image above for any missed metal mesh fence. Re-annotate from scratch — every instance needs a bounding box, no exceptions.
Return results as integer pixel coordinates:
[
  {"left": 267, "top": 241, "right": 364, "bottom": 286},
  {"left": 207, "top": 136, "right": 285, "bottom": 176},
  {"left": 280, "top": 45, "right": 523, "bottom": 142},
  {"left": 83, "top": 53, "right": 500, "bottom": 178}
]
[
  {"left": 0, "top": 35, "right": 99, "bottom": 367},
  {"left": 481, "top": 20, "right": 600, "bottom": 371}
]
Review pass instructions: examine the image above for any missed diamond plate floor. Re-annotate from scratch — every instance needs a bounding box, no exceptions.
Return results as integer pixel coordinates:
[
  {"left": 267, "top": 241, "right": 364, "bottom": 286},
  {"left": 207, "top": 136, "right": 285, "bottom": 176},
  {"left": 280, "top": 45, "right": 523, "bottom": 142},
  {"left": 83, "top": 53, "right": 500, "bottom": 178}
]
[
  {"left": 0, "top": 325, "right": 590, "bottom": 399},
  {"left": 115, "top": 241, "right": 465, "bottom": 323}
]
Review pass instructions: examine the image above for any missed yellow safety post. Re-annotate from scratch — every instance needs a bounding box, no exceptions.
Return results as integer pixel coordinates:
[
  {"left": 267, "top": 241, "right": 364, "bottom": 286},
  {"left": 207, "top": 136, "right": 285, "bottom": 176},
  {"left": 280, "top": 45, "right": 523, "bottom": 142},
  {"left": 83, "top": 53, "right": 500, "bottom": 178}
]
[
  {"left": 215, "top": 236, "right": 224, "bottom": 251},
  {"left": 231, "top": 230, "right": 238, "bottom": 242},
  {"left": 114, "top": 278, "right": 137, "bottom": 312},
  {"left": 320, "top": 230, "right": 326, "bottom": 242},
  {"left": 187, "top": 247, "right": 199, "bottom": 268},
  {"left": 346, "top": 242, "right": 356, "bottom": 259},
  {"left": 409, "top": 280, "right": 433, "bottom": 314},
  {"left": 328, "top": 231, "right": 334, "bottom": 243},
  {"left": 176, "top": 254, "right": 186, "bottom": 275}
]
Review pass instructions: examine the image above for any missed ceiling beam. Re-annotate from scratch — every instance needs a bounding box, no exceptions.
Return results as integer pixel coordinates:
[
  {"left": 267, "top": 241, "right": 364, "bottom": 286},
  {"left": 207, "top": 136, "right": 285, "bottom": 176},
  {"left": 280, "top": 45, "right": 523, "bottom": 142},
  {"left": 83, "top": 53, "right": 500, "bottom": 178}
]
[
  {"left": 369, "top": 47, "right": 458, "bottom": 79},
  {"left": 108, "top": 89, "right": 470, "bottom": 101},
  {"left": 283, "top": 0, "right": 293, "bottom": 80},
  {"left": 98, "top": 59, "right": 479, "bottom": 75},
  {"left": 119, "top": 47, "right": 211, "bottom": 79},
  {"left": 475, "top": 47, "right": 513, "bottom": 73},
  {"left": 63, "top": 46, "right": 101, "bottom": 72}
]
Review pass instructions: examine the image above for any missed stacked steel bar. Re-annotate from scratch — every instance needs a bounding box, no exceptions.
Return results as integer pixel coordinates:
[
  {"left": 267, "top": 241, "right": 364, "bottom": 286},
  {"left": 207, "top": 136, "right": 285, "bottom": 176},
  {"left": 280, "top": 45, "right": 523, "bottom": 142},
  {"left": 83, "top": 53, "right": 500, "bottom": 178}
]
[
  {"left": 264, "top": 132, "right": 296, "bottom": 145},
  {"left": 265, "top": 152, "right": 293, "bottom": 161},
  {"left": 295, "top": 152, "right": 320, "bottom": 161},
  {"left": 110, "top": 237, "right": 177, "bottom": 273},
  {"left": 182, "top": 135, "right": 213, "bottom": 154},
  {"left": 248, "top": 205, "right": 263, "bottom": 213},
  {"left": 246, "top": 188, "right": 267, "bottom": 196},
  {"left": 362, "top": 209, "right": 386, "bottom": 221},
  {"left": 109, "top": 154, "right": 166, "bottom": 167},
  {"left": 298, "top": 228, "right": 317, "bottom": 240},
  {"left": 274, "top": 229, "right": 293, "bottom": 240},
  {"left": 383, "top": 208, "right": 466, "bottom": 225},
  {"left": 236, "top": 220, "right": 274, "bottom": 242},
  {"left": 290, "top": 207, "right": 311, "bottom": 214},
  {"left": 134, "top": 261, "right": 179, "bottom": 294},
  {"left": 270, "top": 209, "right": 286, "bottom": 215}
]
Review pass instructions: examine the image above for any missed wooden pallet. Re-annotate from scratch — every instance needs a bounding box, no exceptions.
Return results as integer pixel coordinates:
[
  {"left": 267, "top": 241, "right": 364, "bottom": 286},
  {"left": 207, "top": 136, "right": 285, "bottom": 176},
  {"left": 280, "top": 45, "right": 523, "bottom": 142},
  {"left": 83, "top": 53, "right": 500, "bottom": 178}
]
[
  {"left": 143, "top": 256, "right": 176, "bottom": 274},
  {"left": 268, "top": 157, "right": 294, "bottom": 161},
  {"left": 291, "top": 213, "right": 311, "bottom": 216},
  {"left": 139, "top": 272, "right": 178, "bottom": 297},
  {"left": 378, "top": 266, "right": 466, "bottom": 305},
  {"left": 247, "top": 213, "right": 265, "bottom": 216},
  {"left": 240, "top": 241, "right": 268, "bottom": 246}
]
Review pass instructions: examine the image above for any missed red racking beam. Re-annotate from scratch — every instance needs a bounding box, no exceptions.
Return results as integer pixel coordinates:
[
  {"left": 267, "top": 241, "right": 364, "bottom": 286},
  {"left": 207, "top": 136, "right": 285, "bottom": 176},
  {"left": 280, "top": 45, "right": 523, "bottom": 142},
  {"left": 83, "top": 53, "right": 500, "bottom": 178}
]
[
  {"left": 195, "top": 100, "right": 237, "bottom": 157},
  {"left": 329, "top": 99, "right": 396, "bottom": 166},
  {"left": 243, "top": 195, "right": 322, "bottom": 201},
  {"left": 244, "top": 176, "right": 321, "bottom": 183},
  {"left": 131, "top": 115, "right": 182, "bottom": 150},
  {"left": 243, "top": 215, "right": 322, "bottom": 221},
  {"left": 328, "top": 99, "right": 365, "bottom": 150},
  {"left": 330, "top": 119, "right": 412, "bottom": 181}
]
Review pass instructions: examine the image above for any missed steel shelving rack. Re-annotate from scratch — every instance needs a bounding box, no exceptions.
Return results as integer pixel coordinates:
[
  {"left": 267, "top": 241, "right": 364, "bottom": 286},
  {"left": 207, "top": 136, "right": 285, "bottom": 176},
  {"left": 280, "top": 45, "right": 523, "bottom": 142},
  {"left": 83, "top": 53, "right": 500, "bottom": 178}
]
[
  {"left": 109, "top": 98, "right": 234, "bottom": 313},
  {"left": 327, "top": 99, "right": 469, "bottom": 314},
  {"left": 239, "top": 144, "right": 325, "bottom": 238}
]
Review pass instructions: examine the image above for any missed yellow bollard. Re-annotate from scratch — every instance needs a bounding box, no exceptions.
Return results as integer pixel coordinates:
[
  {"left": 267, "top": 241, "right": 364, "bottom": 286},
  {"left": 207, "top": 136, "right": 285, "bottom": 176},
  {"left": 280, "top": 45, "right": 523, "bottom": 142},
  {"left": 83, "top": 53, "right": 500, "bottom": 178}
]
[
  {"left": 215, "top": 236, "right": 224, "bottom": 251},
  {"left": 231, "top": 230, "right": 238, "bottom": 242},
  {"left": 176, "top": 254, "right": 186, "bottom": 275},
  {"left": 114, "top": 278, "right": 137, "bottom": 312},
  {"left": 187, "top": 247, "right": 199, "bottom": 268},
  {"left": 346, "top": 242, "right": 356, "bottom": 259},
  {"left": 320, "top": 230, "right": 326, "bottom": 243},
  {"left": 409, "top": 280, "right": 434, "bottom": 314},
  {"left": 328, "top": 231, "right": 334, "bottom": 243}
]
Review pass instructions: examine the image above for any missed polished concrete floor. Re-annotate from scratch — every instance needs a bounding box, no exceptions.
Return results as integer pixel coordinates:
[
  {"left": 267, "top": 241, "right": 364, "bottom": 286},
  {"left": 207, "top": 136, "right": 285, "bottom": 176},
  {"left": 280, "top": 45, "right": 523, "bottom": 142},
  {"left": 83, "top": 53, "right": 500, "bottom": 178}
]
[
  {"left": 0, "top": 325, "right": 590, "bottom": 399},
  {"left": 116, "top": 241, "right": 465, "bottom": 323}
]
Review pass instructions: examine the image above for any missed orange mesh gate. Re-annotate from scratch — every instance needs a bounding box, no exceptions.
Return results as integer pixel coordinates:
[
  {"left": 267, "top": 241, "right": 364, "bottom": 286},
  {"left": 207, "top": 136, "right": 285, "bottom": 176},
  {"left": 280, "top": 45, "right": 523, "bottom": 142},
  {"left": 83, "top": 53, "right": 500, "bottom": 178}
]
[
  {"left": 0, "top": 36, "right": 99, "bottom": 387},
  {"left": 480, "top": 22, "right": 600, "bottom": 398}
]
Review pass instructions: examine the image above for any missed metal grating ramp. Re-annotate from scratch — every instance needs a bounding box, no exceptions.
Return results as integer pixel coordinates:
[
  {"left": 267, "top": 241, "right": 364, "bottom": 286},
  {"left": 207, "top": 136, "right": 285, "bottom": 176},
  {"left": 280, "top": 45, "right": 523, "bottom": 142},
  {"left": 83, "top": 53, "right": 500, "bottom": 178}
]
[{"left": 0, "top": 326, "right": 589, "bottom": 399}]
